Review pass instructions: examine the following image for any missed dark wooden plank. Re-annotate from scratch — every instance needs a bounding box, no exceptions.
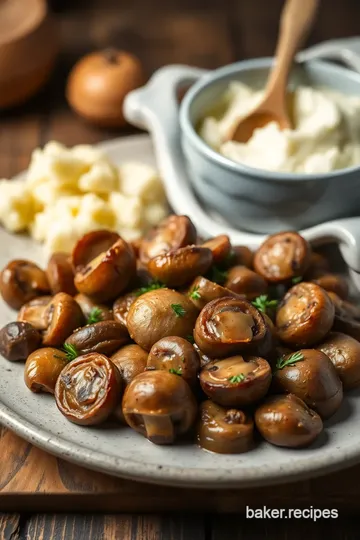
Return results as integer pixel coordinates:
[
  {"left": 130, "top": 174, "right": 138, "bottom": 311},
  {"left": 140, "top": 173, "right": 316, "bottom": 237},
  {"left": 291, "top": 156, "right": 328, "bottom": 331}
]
[
  {"left": 0, "top": 514, "right": 20, "bottom": 540},
  {"left": 23, "top": 515, "right": 205, "bottom": 540}
]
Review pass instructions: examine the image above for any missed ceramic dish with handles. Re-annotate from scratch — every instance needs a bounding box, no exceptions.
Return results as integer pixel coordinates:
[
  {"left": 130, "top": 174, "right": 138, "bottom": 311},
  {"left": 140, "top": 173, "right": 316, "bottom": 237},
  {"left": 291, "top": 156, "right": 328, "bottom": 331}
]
[{"left": 124, "top": 37, "right": 360, "bottom": 290}]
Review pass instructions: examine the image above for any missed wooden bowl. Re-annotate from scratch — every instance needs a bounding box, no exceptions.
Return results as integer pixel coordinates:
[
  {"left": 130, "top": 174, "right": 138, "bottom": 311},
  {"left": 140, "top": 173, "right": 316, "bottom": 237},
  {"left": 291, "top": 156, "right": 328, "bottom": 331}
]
[{"left": 0, "top": 0, "right": 59, "bottom": 109}]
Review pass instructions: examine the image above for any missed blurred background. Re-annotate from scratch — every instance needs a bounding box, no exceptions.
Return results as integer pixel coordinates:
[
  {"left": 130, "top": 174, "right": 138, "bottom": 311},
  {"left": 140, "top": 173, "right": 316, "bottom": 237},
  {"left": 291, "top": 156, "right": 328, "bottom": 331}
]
[{"left": 1, "top": 0, "right": 360, "bottom": 176}]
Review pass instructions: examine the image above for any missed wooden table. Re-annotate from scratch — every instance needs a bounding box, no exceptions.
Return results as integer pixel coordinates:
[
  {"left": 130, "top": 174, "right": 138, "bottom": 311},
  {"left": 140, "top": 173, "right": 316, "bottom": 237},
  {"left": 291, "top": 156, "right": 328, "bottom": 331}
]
[{"left": 2, "top": 0, "right": 360, "bottom": 537}]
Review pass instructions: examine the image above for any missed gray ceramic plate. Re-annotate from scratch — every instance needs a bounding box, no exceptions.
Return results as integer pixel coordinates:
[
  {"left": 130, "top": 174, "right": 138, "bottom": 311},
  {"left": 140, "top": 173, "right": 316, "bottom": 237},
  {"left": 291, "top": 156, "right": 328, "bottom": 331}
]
[{"left": 1, "top": 134, "right": 360, "bottom": 489}]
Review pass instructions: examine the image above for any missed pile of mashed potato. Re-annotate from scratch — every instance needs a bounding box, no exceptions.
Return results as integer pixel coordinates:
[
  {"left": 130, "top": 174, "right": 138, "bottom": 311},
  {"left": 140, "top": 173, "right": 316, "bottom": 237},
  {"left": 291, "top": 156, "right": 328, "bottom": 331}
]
[
  {"left": 0, "top": 141, "right": 167, "bottom": 253},
  {"left": 199, "top": 82, "right": 360, "bottom": 174}
]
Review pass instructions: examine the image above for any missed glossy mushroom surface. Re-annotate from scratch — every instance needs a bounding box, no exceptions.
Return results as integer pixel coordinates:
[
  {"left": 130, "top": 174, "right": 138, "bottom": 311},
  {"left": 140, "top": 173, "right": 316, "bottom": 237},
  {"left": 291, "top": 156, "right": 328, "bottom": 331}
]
[
  {"left": 127, "top": 288, "right": 199, "bottom": 351},
  {"left": 197, "top": 400, "right": 254, "bottom": 454},
  {"left": 17, "top": 296, "right": 52, "bottom": 330},
  {"left": 24, "top": 348, "right": 68, "bottom": 394},
  {"left": 276, "top": 282, "right": 335, "bottom": 347},
  {"left": 147, "top": 246, "right": 212, "bottom": 287},
  {"left": 200, "top": 355, "right": 271, "bottom": 407},
  {"left": 202, "top": 235, "right": 231, "bottom": 265},
  {"left": 194, "top": 297, "right": 268, "bottom": 358},
  {"left": 311, "top": 273, "right": 349, "bottom": 300},
  {"left": 75, "top": 293, "right": 113, "bottom": 322},
  {"left": 0, "top": 322, "right": 41, "bottom": 362},
  {"left": 111, "top": 343, "right": 148, "bottom": 386},
  {"left": 42, "top": 293, "right": 84, "bottom": 347},
  {"left": 65, "top": 320, "right": 129, "bottom": 356},
  {"left": 318, "top": 332, "right": 360, "bottom": 390},
  {"left": 225, "top": 266, "right": 267, "bottom": 300},
  {"left": 46, "top": 252, "right": 76, "bottom": 296},
  {"left": 122, "top": 370, "right": 197, "bottom": 444},
  {"left": 273, "top": 349, "right": 343, "bottom": 418},
  {"left": 255, "top": 394, "right": 323, "bottom": 448},
  {"left": 231, "top": 246, "right": 253, "bottom": 269},
  {"left": 254, "top": 232, "right": 311, "bottom": 283},
  {"left": 113, "top": 292, "right": 137, "bottom": 331},
  {"left": 139, "top": 215, "right": 197, "bottom": 264},
  {"left": 73, "top": 230, "right": 136, "bottom": 302},
  {"left": 0, "top": 259, "right": 50, "bottom": 310},
  {"left": 187, "top": 276, "right": 240, "bottom": 311},
  {"left": 55, "top": 353, "right": 122, "bottom": 425},
  {"left": 147, "top": 336, "right": 200, "bottom": 388}
]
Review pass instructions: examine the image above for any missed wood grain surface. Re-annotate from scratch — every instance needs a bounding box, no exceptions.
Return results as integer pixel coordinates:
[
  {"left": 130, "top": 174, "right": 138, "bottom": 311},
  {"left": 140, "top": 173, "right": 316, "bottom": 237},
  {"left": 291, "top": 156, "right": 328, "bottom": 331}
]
[{"left": 1, "top": 0, "right": 360, "bottom": 538}]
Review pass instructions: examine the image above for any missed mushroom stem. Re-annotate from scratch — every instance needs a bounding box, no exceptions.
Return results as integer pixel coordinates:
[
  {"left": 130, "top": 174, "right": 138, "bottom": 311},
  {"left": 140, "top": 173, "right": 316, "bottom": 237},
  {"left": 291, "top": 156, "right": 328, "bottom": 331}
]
[{"left": 143, "top": 414, "right": 175, "bottom": 444}]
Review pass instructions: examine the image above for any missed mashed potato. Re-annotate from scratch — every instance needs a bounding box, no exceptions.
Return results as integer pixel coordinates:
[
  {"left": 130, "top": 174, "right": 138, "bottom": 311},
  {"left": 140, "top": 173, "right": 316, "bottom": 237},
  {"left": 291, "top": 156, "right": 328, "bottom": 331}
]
[{"left": 199, "top": 82, "right": 360, "bottom": 174}]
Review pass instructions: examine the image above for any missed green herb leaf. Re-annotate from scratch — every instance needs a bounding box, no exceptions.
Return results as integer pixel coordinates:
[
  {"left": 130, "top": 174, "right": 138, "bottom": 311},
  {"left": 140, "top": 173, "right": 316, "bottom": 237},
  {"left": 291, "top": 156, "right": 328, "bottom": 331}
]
[
  {"left": 189, "top": 285, "right": 201, "bottom": 300},
  {"left": 210, "top": 266, "right": 228, "bottom": 285},
  {"left": 62, "top": 343, "right": 79, "bottom": 362},
  {"left": 186, "top": 334, "right": 195, "bottom": 344},
  {"left": 86, "top": 307, "right": 103, "bottom": 325},
  {"left": 276, "top": 351, "right": 304, "bottom": 371},
  {"left": 252, "top": 294, "right": 278, "bottom": 313},
  {"left": 171, "top": 303, "right": 186, "bottom": 318},
  {"left": 292, "top": 276, "right": 303, "bottom": 285},
  {"left": 135, "top": 281, "right": 166, "bottom": 296},
  {"left": 169, "top": 367, "right": 182, "bottom": 376},
  {"left": 228, "top": 373, "right": 245, "bottom": 384}
]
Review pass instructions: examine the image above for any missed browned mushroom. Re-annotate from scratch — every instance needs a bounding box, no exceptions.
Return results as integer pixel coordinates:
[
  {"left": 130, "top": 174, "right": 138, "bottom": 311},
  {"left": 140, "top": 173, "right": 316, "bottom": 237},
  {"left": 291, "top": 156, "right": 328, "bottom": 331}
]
[
  {"left": 273, "top": 349, "right": 343, "bottom": 418},
  {"left": 113, "top": 292, "right": 137, "bottom": 332},
  {"left": 122, "top": 370, "right": 197, "bottom": 444},
  {"left": 111, "top": 344, "right": 148, "bottom": 386},
  {"left": 46, "top": 252, "right": 76, "bottom": 296},
  {"left": 197, "top": 400, "right": 254, "bottom": 454},
  {"left": 72, "top": 230, "right": 136, "bottom": 302},
  {"left": 42, "top": 293, "right": 85, "bottom": 347},
  {"left": 75, "top": 293, "right": 113, "bottom": 322},
  {"left": 139, "top": 214, "right": 197, "bottom": 264},
  {"left": 24, "top": 348, "right": 68, "bottom": 394},
  {"left": 202, "top": 235, "right": 231, "bottom": 265},
  {"left": 147, "top": 336, "right": 200, "bottom": 388},
  {"left": 17, "top": 296, "right": 53, "bottom": 330},
  {"left": 254, "top": 232, "right": 311, "bottom": 283},
  {"left": 193, "top": 343, "right": 212, "bottom": 367},
  {"left": 311, "top": 273, "right": 349, "bottom": 300},
  {"left": 276, "top": 282, "right": 335, "bottom": 347},
  {"left": 200, "top": 355, "right": 271, "bottom": 407},
  {"left": 0, "top": 259, "right": 50, "bottom": 310},
  {"left": 231, "top": 246, "right": 254, "bottom": 269},
  {"left": 328, "top": 292, "right": 360, "bottom": 340},
  {"left": 127, "top": 288, "right": 199, "bottom": 351},
  {"left": 0, "top": 322, "right": 41, "bottom": 362},
  {"left": 194, "top": 297, "right": 268, "bottom": 358},
  {"left": 147, "top": 246, "right": 212, "bottom": 287},
  {"left": 224, "top": 266, "right": 268, "bottom": 300},
  {"left": 304, "top": 251, "right": 330, "bottom": 277},
  {"left": 318, "top": 332, "right": 360, "bottom": 390},
  {"left": 55, "top": 352, "right": 122, "bottom": 425},
  {"left": 255, "top": 394, "right": 323, "bottom": 448},
  {"left": 187, "top": 276, "right": 241, "bottom": 311},
  {"left": 65, "top": 320, "right": 129, "bottom": 356}
]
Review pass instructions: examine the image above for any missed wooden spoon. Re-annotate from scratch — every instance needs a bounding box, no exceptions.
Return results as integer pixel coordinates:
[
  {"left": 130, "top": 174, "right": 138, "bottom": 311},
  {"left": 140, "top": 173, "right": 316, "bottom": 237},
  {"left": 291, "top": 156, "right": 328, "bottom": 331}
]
[{"left": 228, "top": 0, "right": 319, "bottom": 143}]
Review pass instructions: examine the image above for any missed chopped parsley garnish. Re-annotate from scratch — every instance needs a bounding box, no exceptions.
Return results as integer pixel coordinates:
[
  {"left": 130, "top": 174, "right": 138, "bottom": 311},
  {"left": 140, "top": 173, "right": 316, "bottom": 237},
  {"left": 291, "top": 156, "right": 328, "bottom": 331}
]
[
  {"left": 210, "top": 266, "right": 228, "bottom": 285},
  {"left": 135, "top": 281, "right": 166, "bottom": 296},
  {"left": 186, "top": 334, "right": 195, "bottom": 344},
  {"left": 292, "top": 276, "right": 303, "bottom": 285},
  {"left": 62, "top": 343, "right": 79, "bottom": 362},
  {"left": 86, "top": 307, "right": 103, "bottom": 325},
  {"left": 169, "top": 367, "right": 182, "bottom": 376},
  {"left": 171, "top": 304, "right": 186, "bottom": 318},
  {"left": 189, "top": 285, "right": 201, "bottom": 300},
  {"left": 276, "top": 351, "right": 304, "bottom": 371},
  {"left": 252, "top": 295, "right": 278, "bottom": 314},
  {"left": 228, "top": 373, "right": 245, "bottom": 384}
]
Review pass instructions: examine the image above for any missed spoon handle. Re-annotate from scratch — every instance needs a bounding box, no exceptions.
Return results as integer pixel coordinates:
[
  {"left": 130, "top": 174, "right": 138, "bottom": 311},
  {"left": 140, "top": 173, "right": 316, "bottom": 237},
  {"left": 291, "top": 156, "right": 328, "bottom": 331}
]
[{"left": 266, "top": 0, "right": 320, "bottom": 94}]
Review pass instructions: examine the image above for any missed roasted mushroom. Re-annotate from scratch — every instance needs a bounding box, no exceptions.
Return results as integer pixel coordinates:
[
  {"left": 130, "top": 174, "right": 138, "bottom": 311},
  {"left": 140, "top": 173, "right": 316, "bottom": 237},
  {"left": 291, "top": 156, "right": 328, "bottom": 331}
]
[
  {"left": 17, "top": 296, "right": 52, "bottom": 330},
  {"left": 0, "top": 259, "right": 50, "bottom": 310},
  {"left": 254, "top": 232, "right": 311, "bottom": 283},
  {"left": 122, "top": 370, "right": 197, "bottom": 444},
  {"left": 41, "top": 293, "right": 84, "bottom": 347},
  {"left": 200, "top": 355, "right": 271, "bottom": 407},
  {"left": 65, "top": 320, "right": 129, "bottom": 356},
  {"left": 224, "top": 266, "right": 267, "bottom": 300},
  {"left": 328, "top": 292, "right": 360, "bottom": 340},
  {"left": 147, "top": 246, "right": 212, "bottom": 287},
  {"left": 197, "top": 400, "right": 254, "bottom": 454},
  {"left": 127, "top": 288, "right": 199, "bottom": 351},
  {"left": 187, "top": 276, "right": 240, "bottom": 311},
  {"left": 72, "top": 230, "right": 136, "bottom": 302},
  {"left": 193, "top": 343, "right": 212, "bottom": 367},
  {"left": 231, "top": 246, "right": 254, "bottom": 269},
  {"left": 194, "top": 297, "right": 268, "bottom": 358},
  {"left": 0, "top": 322, "right": 41, "bottom": 362},
  {"left": 75, "top": 293, "right": 113, "bottom": 322},
  {"left": 46, "top": 252, "right": 76, "bottom": 296},
  {"left": 276, "top": 282, "right": 335, "bottom": 347},
  {"left": 113, "top": 291, "right": 139, "bottom": 331},
  {"left": 318, "top": 332, "right": 360, "bottom": 390},
  {"left": 273, "top": 349, "right": 343, "bottom": 418},
  {"left": 255, "top": 394, "right": 323, "bottom": 448},
  {"left": 311, "top": 273, "right": 349, "bottom": 300},
  {"left": 139, "top": 214, "right": 197, "bottom": 264},
  {"left": 202, "top": 235, "right": 231, "bottom": 265},
  {"left": 147, "top": 336, "right": 200, "bottom": 388},
  {"left": 304, "top": 251, "right": 330, "bottom": 277},
  {"left": 24, "top": 348, "right": 68, "bottom": 394},
  {"left": 55, "top": 353, "right": 122, "bottom": 425},
  {"left": 111, "top": 344, "right": 148, "bottom": 386}
]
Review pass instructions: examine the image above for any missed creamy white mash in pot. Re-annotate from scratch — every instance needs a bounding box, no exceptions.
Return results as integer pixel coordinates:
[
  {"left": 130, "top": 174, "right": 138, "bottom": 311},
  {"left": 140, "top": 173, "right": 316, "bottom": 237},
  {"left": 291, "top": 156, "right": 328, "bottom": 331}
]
[{"left": 199, "top": 82, "right": 360, "bottom": 174}]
